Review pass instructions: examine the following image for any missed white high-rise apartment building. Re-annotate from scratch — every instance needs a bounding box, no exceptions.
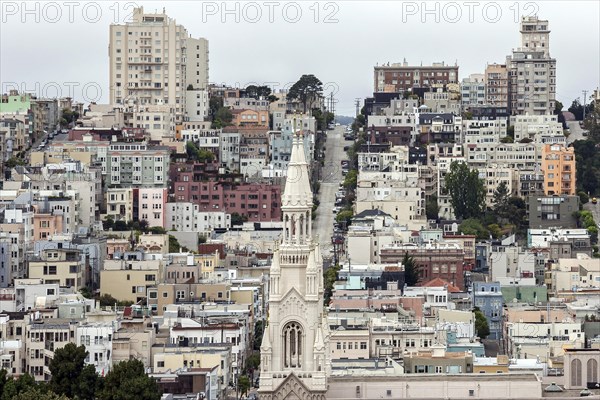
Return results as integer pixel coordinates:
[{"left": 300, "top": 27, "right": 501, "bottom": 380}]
[
  {"left": 109, "top": 7, "right": 209, "bottom": 124},
  {"left": 507, "top": 16, "right": 556, "bottom": 116}
]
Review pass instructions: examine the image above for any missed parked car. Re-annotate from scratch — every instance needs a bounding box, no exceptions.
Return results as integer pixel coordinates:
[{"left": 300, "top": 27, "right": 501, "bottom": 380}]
[{"left": 592, "top": 197, "right": 598, "bottom": 204}]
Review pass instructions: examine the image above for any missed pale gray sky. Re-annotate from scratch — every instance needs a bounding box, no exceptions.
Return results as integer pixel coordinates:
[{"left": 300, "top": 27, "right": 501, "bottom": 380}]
[{"left": 1, "top": 1, "right": 599, "bottom": 116}]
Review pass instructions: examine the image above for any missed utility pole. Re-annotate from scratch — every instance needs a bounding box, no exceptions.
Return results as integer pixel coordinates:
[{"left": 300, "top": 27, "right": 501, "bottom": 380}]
[
  {"left": 582, "top": 90, "right": 588, "bottom": 120},
  {"left": 355, "top": 98, "right": 361, "bottom": 117}
]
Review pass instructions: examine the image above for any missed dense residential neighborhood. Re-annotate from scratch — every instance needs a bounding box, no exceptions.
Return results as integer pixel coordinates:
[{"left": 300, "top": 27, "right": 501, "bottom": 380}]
[{"left": 1, "top": 5, "right": 600, "bottom": 400}]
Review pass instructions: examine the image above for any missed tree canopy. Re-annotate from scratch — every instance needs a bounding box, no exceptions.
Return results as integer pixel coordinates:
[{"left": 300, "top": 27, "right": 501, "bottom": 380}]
[
  {"left": 245, "top": 85, "right": 271, "bottom": 100},
  {"left": 402, "top": 252, "right": 420, "bottom": 286},
  {"left": 474, "top": 308, "right": 490, "bottom": 339},
  {"left": 444, "top": 161, "right": 485, "bottom": 220},
  {"left": 49, "top": 343, "right": 100, "bottom": 400},
  {"left": 98, "top": 359, "right": 160, "bottom": 400},
  {"left": 286, "top": 74, "right": 323, "bottom": 113}
]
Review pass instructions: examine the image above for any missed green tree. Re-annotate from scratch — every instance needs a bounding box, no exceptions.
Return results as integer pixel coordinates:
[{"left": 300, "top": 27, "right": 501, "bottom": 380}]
[
  {"left": 98, "top": 293, "right": 132, "bottom": 307},
  {"left": 342, "top": 170, "right": 357, "bottom": 191},
  {"left": 168, "top": 235, "right": 182, "bottom": 253},
  {"left": 500, "top": 136, "right": 514, "bottom": 143},
  {"left": 323, "top": 264, "right": 341, "bottom": 305},
  {"left": 231, "top": 212, "right": 248, "bottom": 226},
  {"left": 425, "top": 195, "right": 439, "bottom": 221},
  {"left": 506, "top": 197, "right": 527, "bottom": 231},
  {"left": 245, "top": 85, "right": 272, "bottom": 100},
  {"left": 1, "top": 372, "right": 39, "bottom": 400},
  {"left": 335, "top": 209, "right": 353, "bottom": 226},
  {"left": 459, "top": 218, "right": 489, "bottom": 240},
  {"left": 98, "top": 359, "right": 160, "bottom": 400},
  {"left": 237, "top": 376, "right": 251, "bottom": 397},
  {"left": 253, "top": 320, "right": 264, "bottom": 351},
  {"left": 49, "top": 343, "right": 99, "bottom": 400},
  {"left": 212, "top": 107, "right": 233, "bottom": 128},
  {"left": 286, "top": 74, "right": 323, "bottom": 113},
  {"left": 79, "top": 286, "right": 93, "bottom": 299},
  {"left": 473, "top": 308, "right": 490, "bottom": 339},
  {"left": 402, "top": 252, "right": 420, "bottom": 286},
  {"left": 208, "top": 96, "right": 223, "bottom": 120},
  {"left": 60, "top": 108, "right": 79, "bottom": 127},
  {"left": 13, "top": 387, "right": 69, "bottom": 400},
  {"left": 444, "top": 161, "right": 485, "bottom": 220},
  {"left": 492, "top": 181, "right": 510, "bottom": 222},
  {"left": 246, "top": 353, "right": 261, "bottom": 372},
  {"left": 4, "top": 156, "right": 26, "bottom": 169},
  {"left": 487, "top": 223, "right": 502, "bottom": 239},
  {"left": 578, "top": 191, "right": 590, "bottom": 204},
  {"left": 149, "top": 226, "right": 167, "bottom": 234}
]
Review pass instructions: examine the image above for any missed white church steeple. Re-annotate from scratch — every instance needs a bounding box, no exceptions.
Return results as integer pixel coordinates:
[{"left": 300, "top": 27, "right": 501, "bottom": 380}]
[{"left": 259, "top": 117, "right": 329, "bottom": 400}]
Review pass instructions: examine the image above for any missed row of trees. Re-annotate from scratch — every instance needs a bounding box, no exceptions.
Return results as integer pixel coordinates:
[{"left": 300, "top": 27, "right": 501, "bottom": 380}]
[{"left": 0, "top": 344, "right": 160, "bottom": 400}]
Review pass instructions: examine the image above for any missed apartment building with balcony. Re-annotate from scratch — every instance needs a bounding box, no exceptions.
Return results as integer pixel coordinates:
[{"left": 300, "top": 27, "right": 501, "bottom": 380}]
[
  {"left": 104, "top": 187, "right": 134, "bottom": 222},
  {"left": 460, "top": 74, "right": 486, "bottom": 107},
  {"left": 511, "top": 114, "right": 563, "bottom": 142},
  {"left": 461, "top": 119, "right": 507, "bottom": 145},
  {"left": 374, "top": 61, "right": 458, "bottom": 93},
  {"left": 27, "top": 248, "right": 83, "bottom": 289},
  {"left": 151, "top": 343, "right": 231, "bottom": 397},
  {"left": 423, "top": 89, "right": 461, "bottom": 115},
  {"left": 164, "top": 202, "right": 230, "bottom": 233},
  {"left": 76, "top": 321, "right": 119, "bottom": 374},
  {"left": 484, "top": 63, "right": 509, "bottom": 108},
  {"left": 170, "top": 169, "right": 281, "bottom": 222},
  {"left": 506, "top": 320, "right": 584, "bottom": 361},
  {"left": 169, "top": 319, "right": 249, "bottom": 380},
  {"left": 26, "top": 318, "right": 78, "bottom": 381},
  {"left": 527, "top": 194, "right": 579, "bottom": 229},
  {"left": 404, "top": 346, "right": 474, "bottom": 374},
  {"left": 131, "top": 104, "right": 175, "bottom": 142},
  {"left": 109, "top": 7, "right": 209, "bottom": 124},
  {"left": 541, "top": 144, "right": 576, "bottom": 196},
  {"left": 104, "top": 142, "right": 170, "bottom": 188},
  {"left": 507, "top": 17, "right": 556, "bottom": 115},
  {"left": 418, "top": 113, "right": 462, "bottom": 143}
]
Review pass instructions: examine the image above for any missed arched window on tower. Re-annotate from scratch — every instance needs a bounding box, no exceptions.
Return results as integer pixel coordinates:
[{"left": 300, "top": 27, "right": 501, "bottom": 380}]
[
  {"left": 283, "top": 321, "right": 303, "bottom": 368},
  {"left": 571, "top": 358, "right": 582, "bottom": 387},
  {"left": 587, "top": 358, "right": 598, "bottom": 385}
]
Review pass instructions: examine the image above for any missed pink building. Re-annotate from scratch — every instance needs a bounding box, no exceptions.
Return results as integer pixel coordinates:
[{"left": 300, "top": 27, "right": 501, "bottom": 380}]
[
  {"left": 32, "top": 213, "right": 63, "bottom": 240},
  {"left": 136, "top": 187, "right": 167, "bottom": 228}
]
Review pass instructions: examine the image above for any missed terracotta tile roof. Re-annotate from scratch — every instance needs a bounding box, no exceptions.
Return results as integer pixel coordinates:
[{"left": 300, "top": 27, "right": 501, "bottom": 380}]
[{"left": 422, "top": 277, "right": 461, "bottom": 293}]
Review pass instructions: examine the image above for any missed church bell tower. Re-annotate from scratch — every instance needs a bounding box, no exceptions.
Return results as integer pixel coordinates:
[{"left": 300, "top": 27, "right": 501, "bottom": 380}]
[{"left": 258, "top": 121, "right": 330, "bottom": 399}]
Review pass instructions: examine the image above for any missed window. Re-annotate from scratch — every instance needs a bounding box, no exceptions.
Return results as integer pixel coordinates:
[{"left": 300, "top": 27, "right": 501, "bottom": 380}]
[
  {"left": 283, "top": 322, "right": 303, "bottom": 368},
  {"left": 157, "top": 361, "right": 164, "bottom": 368},
  {"left": 360, "top": 342, "right": 367, "bottom": 349}
]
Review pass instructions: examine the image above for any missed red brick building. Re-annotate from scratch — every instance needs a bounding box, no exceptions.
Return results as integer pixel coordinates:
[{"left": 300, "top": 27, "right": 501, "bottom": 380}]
[
  {"left": 379, "top": 245, "right": 466, "bottom": 290},
  {"left": 170, "top": 162, "right": 281, "bottom": 222},
  {"left": 374, "top": 62, "right": 459, "bottom": 93}
]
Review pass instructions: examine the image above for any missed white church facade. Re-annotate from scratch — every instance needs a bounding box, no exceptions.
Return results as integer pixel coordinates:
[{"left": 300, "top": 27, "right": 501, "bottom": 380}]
[{"left": 258, "top": 129, "right": 330, "bottom": 399}]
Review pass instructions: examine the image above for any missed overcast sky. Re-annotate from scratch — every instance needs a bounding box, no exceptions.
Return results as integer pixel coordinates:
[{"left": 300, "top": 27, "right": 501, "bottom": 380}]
[{"left": 1, "top": 1, "right": 599, "bottom": 116}]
